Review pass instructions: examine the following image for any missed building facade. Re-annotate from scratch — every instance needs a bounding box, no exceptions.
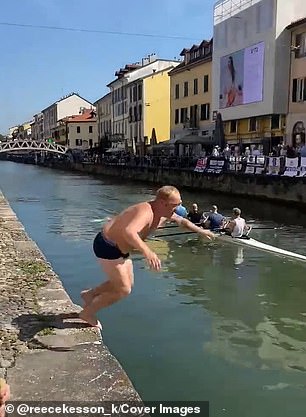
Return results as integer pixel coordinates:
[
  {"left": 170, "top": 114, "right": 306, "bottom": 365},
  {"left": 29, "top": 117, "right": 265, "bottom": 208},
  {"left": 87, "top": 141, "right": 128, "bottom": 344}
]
[
  {"left": 42, "top": 92, "right": 94, "bottom": 141},
  {"left": 8, "top": 126, "right": 19, "bottom": 139},
  {"left": 94, "top": 93, "right": 112, "bottom": 151},
  {"left": 56, "top": 109, "right": 97, "bottom": 150},
  {"left": 107, "top": 55, "right": 179, "bottom": 153},
  {"left": 31, "top": 113, "right": 44, "bottom": 141},
  {"left": 107, "top": 63, "right": 142, "bottom": 152},
  {"left": 127, "top": 62, "right": 179, "bottom": 154},
  {"left": 287, "top": 18, "right": 306, "bottom": 147},
  {"left": 169, "top": 39, "right": 214, "bottom": 155},
  {"left": 212, "top": 0, "right": 305, "bottom": 153},
  {"left": 16, "top": 121, "right": 32, "bottom": 140}
]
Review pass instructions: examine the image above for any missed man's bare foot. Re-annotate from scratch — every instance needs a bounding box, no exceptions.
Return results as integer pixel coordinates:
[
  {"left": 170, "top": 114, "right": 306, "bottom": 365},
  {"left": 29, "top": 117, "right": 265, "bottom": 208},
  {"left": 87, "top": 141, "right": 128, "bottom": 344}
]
[
  {"left": 79, "top": 310, "right": 102, "bottom": 330},
  {"left": 81, "top": 289, "right": 94, "bottom": 307}
]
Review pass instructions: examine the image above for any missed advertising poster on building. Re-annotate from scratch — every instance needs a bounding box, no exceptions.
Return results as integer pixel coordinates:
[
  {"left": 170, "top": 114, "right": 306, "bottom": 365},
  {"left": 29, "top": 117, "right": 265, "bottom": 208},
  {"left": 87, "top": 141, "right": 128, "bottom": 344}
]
[{"left": 219, "top": 41, "right": 265, "bottom": 108}]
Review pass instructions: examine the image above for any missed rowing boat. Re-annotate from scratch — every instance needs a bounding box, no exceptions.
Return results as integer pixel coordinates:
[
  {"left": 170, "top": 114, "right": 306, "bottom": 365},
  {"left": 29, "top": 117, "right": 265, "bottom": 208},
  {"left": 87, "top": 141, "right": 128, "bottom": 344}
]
[
  {"left": 216, "top": 233, "right": 306, "bottom": 262},
  {"left": 153, "top": 229, "right": 306, "bottom": 263}
]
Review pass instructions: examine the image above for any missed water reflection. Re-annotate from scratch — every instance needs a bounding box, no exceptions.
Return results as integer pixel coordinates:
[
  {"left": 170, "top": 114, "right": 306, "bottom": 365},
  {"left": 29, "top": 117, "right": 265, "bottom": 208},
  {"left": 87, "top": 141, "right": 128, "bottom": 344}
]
[{"left": 152, "top": 235, "right": 306, "bottom": 373}]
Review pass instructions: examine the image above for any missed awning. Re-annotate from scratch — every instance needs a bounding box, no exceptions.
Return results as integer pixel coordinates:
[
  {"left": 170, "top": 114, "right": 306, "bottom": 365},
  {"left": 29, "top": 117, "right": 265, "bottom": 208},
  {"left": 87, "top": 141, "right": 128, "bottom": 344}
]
[
  {"left": 175, "top": 134, "right": 216, "bottom": 145},
  {"left": 152, "top": 140, "right": 175, "bottom": 149},
  {"left": 105, "top": 148, "right": 124, "bottom": 153}
]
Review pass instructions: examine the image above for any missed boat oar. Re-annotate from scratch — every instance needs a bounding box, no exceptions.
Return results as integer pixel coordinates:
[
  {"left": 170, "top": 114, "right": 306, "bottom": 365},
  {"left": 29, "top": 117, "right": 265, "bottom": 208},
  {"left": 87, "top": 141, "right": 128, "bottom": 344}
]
[{"left": 155, "top": 226, "right": 285, "bottom": 239}]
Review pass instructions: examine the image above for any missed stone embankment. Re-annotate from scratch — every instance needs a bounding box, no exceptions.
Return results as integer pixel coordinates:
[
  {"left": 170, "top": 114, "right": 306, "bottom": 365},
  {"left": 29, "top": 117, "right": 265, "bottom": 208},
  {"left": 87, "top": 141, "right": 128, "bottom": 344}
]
[
  {"left": 66, "top": 162, "right": 306, "bottom": 208},
  {"left": 0, "top": 191, "right": 140, "bottom": 401}
]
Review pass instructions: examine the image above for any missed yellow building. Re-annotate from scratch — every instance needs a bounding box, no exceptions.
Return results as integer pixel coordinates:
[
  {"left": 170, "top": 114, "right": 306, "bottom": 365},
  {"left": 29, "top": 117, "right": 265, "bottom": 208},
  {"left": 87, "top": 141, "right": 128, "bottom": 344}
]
[
  {"left": 286, "top": 18, "right": 306, "bottom": 147},
  {"left": 15, "top": 121, "right": 32, "bottom": 139},
  {"left": 169, "top": 40, "right": 215, "bottom": 156},
  {"left": 224, "top": 115, "right": 286, "bottom": 154},
  {"left": 55, "top": 109, "right": 97, "bottom": 150},
  {"left": 94, "top": 93, "right": 112, "bottom": 151},
  {"left": 127, "top": 61, "right": 179, "bottom": 155}
]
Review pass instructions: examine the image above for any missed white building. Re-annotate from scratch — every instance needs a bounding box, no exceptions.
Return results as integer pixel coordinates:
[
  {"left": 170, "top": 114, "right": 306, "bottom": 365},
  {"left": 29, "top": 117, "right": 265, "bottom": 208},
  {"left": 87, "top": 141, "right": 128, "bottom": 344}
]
[
  {"left": 42, "top": 92, "right": 94, "bottom": 140},
  {"left": 212, "top": 0, "right": 306, "bottom": 122},
  {"left": 8, "top": 126, "right": 19, "bottom": 139},
  {"left": 31, "top": 112, "right": 44, "bottom": 141}
]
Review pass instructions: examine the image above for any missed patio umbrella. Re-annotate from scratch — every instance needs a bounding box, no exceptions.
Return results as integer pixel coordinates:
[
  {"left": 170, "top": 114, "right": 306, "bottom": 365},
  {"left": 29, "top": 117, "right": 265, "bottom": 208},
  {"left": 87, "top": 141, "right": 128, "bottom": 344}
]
[{"left": 151, "top": 128, "right": 157, "bottom": 145}]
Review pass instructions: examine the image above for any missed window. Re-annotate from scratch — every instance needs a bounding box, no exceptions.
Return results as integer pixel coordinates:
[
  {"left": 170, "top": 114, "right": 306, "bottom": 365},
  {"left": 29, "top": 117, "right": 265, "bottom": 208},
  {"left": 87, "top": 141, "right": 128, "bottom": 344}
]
[
  {"left": 292, "top": 78, "right": 306, "bottom": 102},
  {"left": 249, "top": 117, "right": 257, "bottom": 132},
  {"left": 77, "top": 126, "right": 80, "bottom": 133},
  {"left": 138, "top": 104, "right": 142, "bottom": 121},
  {"left": 175, "top": 84, "right": 179, "bottom": 99},
  {"left": 76, "top": 139, "right": 82, "bottom": 146},
  {"left": 138, "top": 84, "right": 142, "bottom": 101},
  {"left": 184, "top": 81, "right": 188, "bottom": 97},
  {"left": 133, "top": 86, "right": 137, "bottom": 102},
  {"left": 89, "top": 126, "right": 93, "bottom": 134},
  {"left": 180, "top": 108, "right": 188, "bottom": 123},
  {"left": 190, "top": 105, "right": 198, "bottom": 127},
  {"left": 193, "top": 78, "right": 198, "bottom": 95},
  {"left": 200, "top": 104, "right": 210, "bottom": 121},
  {"left": 175, "top": 109, "right": 179, "bottom": 124},
  {"left": 134, "top": 106, "right": 137, "bottom": 121},
  {"left": 271, "top": 115, "right": 280, "bottom": 130},
  {"left": 230, "top": 120, "right": 237, "bottom": 133},
  {"left": 295, "top": 33, "right": 306, "bottom": 58},
  {"left": 203, "top": 75, "right": 209, "bottom": 93}
]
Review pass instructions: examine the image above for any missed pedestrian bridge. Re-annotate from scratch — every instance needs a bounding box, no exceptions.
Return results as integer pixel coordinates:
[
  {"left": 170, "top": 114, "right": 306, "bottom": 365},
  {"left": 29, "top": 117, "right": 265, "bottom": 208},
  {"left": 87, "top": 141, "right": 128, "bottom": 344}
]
[{"left": 0, "top": 140, "right": 68, "bottom": 154}]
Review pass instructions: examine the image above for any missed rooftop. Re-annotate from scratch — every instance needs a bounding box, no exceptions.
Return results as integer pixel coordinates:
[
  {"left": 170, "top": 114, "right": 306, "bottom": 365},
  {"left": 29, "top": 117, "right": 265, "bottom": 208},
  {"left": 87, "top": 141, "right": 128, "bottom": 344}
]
[
  {"left": 286, "top": 17, "right": 306, "bottom": 30},
  {"left": 60, "top": 109, "right": 96, "bottom": 123}
]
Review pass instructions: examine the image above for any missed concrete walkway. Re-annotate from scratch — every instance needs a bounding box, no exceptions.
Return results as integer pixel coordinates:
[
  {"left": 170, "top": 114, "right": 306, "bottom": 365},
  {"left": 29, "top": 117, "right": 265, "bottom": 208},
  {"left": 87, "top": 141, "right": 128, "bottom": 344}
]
[{"left": 0, "top": 192, "right": 140, "bottom": 401}]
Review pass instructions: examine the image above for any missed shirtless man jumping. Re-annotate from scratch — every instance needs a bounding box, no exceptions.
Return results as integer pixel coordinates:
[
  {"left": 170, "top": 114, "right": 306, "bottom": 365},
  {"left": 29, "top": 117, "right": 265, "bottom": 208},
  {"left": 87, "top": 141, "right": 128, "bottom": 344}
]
[{"left": 79, "top": 185, "right": 215, "bottom": 328}]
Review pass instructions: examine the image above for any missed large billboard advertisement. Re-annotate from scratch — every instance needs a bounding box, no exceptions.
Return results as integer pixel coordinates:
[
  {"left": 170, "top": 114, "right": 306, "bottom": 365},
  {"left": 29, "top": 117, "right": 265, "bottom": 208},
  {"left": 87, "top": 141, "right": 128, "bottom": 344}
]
[{"left": 219, "top": 41, "right": 265, "bottom": 109}]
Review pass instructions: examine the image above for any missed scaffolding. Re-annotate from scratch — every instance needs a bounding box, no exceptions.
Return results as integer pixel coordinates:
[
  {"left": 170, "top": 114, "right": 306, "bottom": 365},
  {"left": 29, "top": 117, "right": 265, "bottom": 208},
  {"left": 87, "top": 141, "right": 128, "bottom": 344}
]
[{"left": 214, "top": 0, "right": 261, "bottom": 25}]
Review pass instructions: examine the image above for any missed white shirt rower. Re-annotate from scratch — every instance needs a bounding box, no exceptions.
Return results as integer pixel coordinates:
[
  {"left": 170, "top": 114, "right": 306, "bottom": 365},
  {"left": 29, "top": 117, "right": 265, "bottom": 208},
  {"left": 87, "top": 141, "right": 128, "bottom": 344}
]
[{"left": 225, "top": 207, "right": 248, "bottom": 238}]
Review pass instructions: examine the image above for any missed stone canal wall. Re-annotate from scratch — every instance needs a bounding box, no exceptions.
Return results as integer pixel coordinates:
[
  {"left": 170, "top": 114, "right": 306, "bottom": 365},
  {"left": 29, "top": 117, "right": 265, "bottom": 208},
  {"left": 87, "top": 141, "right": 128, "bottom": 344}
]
[
  {"left": 0, "top": 191, "right": 140, "bottom": 402},
  {"left": 70, "top": 162, "right": 306, "bottom": 207}
]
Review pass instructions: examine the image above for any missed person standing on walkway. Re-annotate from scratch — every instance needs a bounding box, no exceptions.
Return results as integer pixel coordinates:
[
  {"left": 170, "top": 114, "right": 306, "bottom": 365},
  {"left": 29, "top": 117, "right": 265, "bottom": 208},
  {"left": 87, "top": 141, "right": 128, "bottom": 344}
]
[{"left": 79, "top": 186, "right": 215, "bottom": 329}]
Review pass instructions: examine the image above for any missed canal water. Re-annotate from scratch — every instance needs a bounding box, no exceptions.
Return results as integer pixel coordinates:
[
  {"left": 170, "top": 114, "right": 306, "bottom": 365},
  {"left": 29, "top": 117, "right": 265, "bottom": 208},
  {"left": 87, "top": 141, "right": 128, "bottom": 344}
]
[{"left": 1, "top": 161, "right": 306, "bottom": 417}]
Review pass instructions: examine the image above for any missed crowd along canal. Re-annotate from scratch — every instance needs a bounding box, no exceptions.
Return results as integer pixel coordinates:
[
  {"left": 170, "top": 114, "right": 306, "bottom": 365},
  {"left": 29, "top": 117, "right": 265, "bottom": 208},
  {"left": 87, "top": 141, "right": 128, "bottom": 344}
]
[{"left": 1, "top": 161, "right": 306, "bottom": 417}]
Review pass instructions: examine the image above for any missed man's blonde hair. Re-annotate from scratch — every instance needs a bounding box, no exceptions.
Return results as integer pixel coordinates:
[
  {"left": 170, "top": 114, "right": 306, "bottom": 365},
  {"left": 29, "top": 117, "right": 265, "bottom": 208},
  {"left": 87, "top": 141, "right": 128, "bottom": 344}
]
[{"left": 156, "top": 185, "right": 180, "bottom": 200}]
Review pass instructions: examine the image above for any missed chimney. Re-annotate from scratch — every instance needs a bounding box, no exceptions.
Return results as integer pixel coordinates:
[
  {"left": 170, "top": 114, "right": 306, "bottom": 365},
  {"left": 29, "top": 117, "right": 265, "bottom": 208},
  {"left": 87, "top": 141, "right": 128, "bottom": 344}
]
[
  {"left": 142, "top": 57, "right": 149, "bottom": 66},
  {"left": 148, "top": 53, "right": 157, "bottom": 63}
]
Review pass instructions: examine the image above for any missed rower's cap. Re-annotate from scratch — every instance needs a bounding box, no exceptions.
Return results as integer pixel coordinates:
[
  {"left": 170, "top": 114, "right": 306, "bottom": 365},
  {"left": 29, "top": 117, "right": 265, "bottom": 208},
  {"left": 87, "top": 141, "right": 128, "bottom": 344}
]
[
  {"left": 233, "top": 207, "right": 241, "bottom": 216},
  {"left": 175, "top": 204, "right": 188, "bottom": 218}
]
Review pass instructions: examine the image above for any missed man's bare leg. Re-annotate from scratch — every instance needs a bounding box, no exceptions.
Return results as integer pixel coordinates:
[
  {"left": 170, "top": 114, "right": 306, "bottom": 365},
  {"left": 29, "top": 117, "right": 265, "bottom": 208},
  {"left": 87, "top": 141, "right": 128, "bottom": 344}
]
[
  {"left": 81, "top": 257, "right": 129, "bottom": 306},
  {"left": 79, "top": 258, "right": 134, "bottom": 327}
]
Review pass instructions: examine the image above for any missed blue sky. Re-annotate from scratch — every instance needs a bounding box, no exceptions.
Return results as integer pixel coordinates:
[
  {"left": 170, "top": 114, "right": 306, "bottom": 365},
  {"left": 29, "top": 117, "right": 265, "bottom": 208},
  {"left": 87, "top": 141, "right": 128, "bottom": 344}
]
[{"left": 0, "top": 0, "right": 215, "bottom": 133}]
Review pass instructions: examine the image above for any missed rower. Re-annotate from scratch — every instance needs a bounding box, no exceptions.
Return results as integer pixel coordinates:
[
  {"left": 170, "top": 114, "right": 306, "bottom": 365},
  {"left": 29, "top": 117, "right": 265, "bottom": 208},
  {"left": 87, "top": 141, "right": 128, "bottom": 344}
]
[
  {"left": 187, "top": 203, "right": 204, "bottom": 224},
  {"left": 224, "top": 207, "right": 249, "bottom": 238},
  {"left": 203, "top": 205, "right": 226, "bottom": 231},
  {"left": 174, "top": 203, "right": 188, "bottom": 218}
]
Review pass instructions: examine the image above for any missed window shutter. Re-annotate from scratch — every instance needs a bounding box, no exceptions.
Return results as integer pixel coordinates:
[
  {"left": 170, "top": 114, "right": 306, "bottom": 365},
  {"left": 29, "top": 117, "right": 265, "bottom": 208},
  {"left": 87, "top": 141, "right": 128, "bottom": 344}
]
[{"left": 292, "top": 79, "right": 297, "bottom": 102}]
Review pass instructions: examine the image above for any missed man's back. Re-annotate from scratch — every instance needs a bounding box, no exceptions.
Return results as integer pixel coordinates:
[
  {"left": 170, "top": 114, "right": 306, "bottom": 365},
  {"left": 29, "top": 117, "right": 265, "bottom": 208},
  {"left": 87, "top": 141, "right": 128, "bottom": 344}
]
[
  {"left": 187, "top": 211, "right": 203, "bottom": 224},
  {"left": 232, "top": 217, "right": 246, "bottom": 237},
  {"left": 207, "top": 212, "right": 224, "bottom": 230}
]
